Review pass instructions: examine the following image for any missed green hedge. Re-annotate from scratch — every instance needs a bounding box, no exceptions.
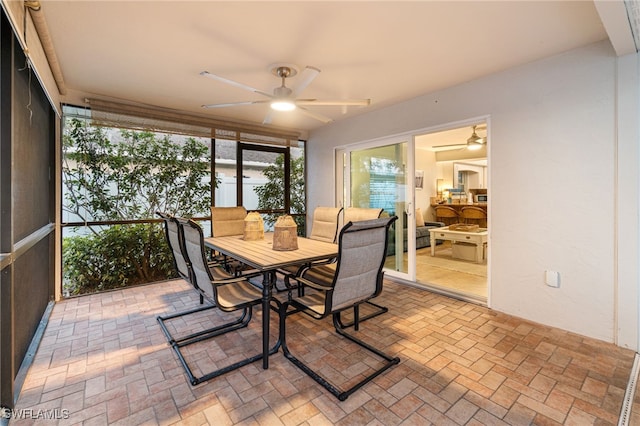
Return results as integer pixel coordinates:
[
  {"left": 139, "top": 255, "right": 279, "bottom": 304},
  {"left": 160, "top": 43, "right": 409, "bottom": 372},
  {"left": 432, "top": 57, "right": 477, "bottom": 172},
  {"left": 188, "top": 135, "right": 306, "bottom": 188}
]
[{"left": 63, "top": 223, "right": 177, "bottom": 296}]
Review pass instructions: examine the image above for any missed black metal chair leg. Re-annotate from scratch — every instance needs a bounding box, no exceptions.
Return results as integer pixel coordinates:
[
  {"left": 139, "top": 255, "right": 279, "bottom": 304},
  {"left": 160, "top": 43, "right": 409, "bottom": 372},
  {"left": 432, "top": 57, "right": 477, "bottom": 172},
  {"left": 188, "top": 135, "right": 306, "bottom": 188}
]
[
  {"left": 172, "top": 334, "right": 280, "bottom": 386},
  {"left": 158, "top": 303, "right": 279, "bottom": 386},
  {"left": 334, "top": 301, "right": 388, "bottom": 330},
  {"left": 279, "top": 302, "right": 399, "bottom": 401},
  {"left": 157, "top": 304, "right": 251, "bottom": 346}
]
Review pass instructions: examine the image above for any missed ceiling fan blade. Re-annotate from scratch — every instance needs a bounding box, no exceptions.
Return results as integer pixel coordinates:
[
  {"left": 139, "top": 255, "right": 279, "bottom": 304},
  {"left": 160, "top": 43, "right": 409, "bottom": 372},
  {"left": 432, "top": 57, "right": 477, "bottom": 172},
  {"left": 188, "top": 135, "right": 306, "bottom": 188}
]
[
  {"left": 428, "top": 144, "right": 467, "bottom": 152},
  {"left": 262, "top": 110, "right": 273, "bottom": 125},
  {"left": 292, "top": 66, "right": 320, "bottom": 97},
  {"left": 297, "top": 106, "right": 333, "bottom": 123},
  {"left": 201, "top": 100, "right": 269, "bottom": 109},
  {"left": 295, "top": 99, "right": 371, "bottom": 106},
  {"left": 200, "top": 71, "right": 273, "bottom": 98}
]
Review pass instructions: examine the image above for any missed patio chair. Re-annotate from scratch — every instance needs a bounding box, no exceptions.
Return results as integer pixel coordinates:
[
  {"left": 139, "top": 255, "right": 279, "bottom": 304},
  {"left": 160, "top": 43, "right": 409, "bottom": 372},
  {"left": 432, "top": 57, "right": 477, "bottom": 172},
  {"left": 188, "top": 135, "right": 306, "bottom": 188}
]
[
  {"left": 308, "top": 206, "right": 344, "bottom": 243},
  {"left": 278, "top": 206, "right": 343, "bottom": 293},
  {"left": 210, "top": 206, "right": 254, "bottom": 275},
  {"left": 157, "top": 211, "right": 222, "bottom": 303},
  {"left": 157, "top": 211, "right": 191, "bottom": 283},
  {"left": 342, "top": 206, "right": 383, "bottom": 227},
  {"left": 157, "top": 217, "right": 270, "bottom": 385},
  {"left": 336, "top": 206, "right": 389, "bottom": 328},
  {"left": 278, "top": 216, "right": 400, "bottom": 401},
  {"left": 211, "top": 206, "right": 247, "bottom": 237},
  {"left": 156, "top": 211, "right": 223, "bottom": 355},
  {"left": 156, "top": 211, "right": 216, "bottom": 308}
]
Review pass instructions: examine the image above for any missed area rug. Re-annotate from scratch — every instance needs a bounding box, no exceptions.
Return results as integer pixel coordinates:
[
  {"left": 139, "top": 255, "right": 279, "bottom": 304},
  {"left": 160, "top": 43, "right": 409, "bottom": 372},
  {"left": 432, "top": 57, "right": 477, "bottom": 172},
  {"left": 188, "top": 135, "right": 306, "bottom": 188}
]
[{"left": 416, "top": 247, "right": 487, "bottom": 277}]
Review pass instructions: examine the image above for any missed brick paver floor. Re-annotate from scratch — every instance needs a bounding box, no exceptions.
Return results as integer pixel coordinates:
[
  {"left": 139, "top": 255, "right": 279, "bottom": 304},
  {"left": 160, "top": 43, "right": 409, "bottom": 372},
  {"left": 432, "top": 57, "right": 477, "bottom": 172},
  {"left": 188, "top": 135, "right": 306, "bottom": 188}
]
[{"left": 10, "top": 278, "right": 635, "bottom": 425}]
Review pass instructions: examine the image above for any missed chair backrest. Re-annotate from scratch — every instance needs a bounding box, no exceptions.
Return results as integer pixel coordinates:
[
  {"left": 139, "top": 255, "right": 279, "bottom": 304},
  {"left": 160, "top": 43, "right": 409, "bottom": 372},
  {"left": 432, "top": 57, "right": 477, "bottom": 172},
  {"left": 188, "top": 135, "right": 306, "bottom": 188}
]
[
  {"left": 460, "top": 206, "right": 487, "bottom": 220},
  {"left": 434, "top": 205, "right": 458, "bottom": 218},
  {"left": 342, "top": 207, "right": 383, "bottom": 229},
  {"left": 434, "top": 205, "right": 459, "bottom": 225},
  {"left": 330, "top": 216, "right": 397, "bottom": 312},
  {"left": 178, "top": 218, "right": 216, "bottom": 300},
  {"left": 211, "top": 206, "right": 247, "bottom": 237},
  {"left": 460, "top": 206, "right": 487, "bottom": 227},
  {"left": 157, "top": 211, "right": 190, "bottom": 282},
  {"left": 309, "top": 206, "right": 343, "bottom": 243}
]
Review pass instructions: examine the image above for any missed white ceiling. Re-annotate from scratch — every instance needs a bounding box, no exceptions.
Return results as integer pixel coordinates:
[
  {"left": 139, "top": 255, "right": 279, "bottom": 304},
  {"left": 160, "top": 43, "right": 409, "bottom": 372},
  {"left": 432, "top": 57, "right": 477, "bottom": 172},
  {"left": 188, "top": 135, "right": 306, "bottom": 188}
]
[{"left": 37, "top": 1, "right": 628, "bottom": 134}]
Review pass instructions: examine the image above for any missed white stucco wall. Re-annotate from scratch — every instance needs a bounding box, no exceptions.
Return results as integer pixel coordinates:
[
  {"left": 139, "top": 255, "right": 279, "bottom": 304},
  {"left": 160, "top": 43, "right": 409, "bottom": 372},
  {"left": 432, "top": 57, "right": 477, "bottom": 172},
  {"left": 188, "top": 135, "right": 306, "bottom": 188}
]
[
  {"left": 307, "top": 41, "right": 635, "bottom": 345},
  {"left": 615, "top": 52, "right": 640, "bottom": 349}
]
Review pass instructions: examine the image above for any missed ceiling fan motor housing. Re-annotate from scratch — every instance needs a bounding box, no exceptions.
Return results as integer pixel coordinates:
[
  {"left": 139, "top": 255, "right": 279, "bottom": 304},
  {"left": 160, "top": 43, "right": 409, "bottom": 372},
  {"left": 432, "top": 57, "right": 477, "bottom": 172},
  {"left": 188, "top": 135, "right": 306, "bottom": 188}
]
[
  {"left": 272, "top": 65, "right": 297, "bottom": 78},
  {"left": 274, "top": 86, "right": 293, "bottom": 97}
]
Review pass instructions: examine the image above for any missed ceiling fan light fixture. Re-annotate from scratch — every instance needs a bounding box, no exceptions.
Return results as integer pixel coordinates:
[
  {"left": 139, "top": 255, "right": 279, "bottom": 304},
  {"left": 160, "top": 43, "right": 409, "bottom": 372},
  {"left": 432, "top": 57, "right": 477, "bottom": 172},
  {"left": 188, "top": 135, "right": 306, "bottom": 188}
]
[
  {"left": 200, "top": 64, "right": 369, "bottom": 123},
  {"left": 467, "top": 141, "right": 483, "bottom": 151},
  {"left": 270, "top": 99, "right": 296, "bottom": 111},
  {"left": 466, "top": 126, "right": 484, "bottom": 150}
]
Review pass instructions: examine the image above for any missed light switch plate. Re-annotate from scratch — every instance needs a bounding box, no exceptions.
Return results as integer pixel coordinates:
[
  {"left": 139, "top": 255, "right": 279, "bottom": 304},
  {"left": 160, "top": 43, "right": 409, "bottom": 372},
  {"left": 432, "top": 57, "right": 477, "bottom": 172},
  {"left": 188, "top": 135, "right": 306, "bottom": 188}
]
[{"left": 545, "top": 270, "right": 560, "bottom": 288}]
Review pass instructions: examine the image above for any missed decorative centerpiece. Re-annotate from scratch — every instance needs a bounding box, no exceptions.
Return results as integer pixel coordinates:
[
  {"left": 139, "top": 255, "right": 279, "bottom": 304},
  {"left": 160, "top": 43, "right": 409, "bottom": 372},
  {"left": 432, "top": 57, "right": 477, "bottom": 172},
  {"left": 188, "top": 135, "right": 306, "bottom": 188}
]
[
  {"left": 449, "top": 223, "right": 479, "bottom": 232},
  {"left": 272, "top": 215, "right": 298, "bottom": 251},
  {"left": 243, "top": 212, "right": 264, "bottom": 240}
]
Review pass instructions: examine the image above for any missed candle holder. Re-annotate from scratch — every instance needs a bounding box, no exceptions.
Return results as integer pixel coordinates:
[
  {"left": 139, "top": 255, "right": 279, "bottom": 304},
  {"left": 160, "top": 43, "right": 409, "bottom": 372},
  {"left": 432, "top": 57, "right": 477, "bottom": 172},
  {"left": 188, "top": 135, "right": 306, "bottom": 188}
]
[
  {"left": 243, "top": 212, "right": 264, "bottom": 240},
  {"left": 273, "top": 215, "right": 298, "bottom": 251}
]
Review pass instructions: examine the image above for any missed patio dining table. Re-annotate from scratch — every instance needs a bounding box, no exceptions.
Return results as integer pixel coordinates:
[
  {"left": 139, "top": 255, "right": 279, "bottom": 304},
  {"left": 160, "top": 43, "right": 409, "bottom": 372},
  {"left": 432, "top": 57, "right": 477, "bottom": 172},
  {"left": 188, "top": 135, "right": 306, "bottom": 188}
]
[{"left": 204, "top": 232, "right": 338, "bottom": 369}]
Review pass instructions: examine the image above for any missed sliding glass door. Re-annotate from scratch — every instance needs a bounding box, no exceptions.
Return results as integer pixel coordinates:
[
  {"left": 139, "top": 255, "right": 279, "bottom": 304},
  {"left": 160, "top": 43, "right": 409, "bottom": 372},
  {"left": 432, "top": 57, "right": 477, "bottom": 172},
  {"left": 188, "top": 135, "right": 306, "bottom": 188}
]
[
  {"left": 336, "top": 121, "right": 489, "bottom": 301},
  {"left": 340, "top": 137, "right": 414, "bottom": 280}
]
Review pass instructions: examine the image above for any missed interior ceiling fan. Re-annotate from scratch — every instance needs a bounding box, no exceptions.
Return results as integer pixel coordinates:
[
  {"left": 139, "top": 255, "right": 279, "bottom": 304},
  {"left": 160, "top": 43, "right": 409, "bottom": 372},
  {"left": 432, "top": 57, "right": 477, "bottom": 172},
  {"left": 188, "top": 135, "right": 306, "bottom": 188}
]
[
  {"left": 200, "top": 63, "right": 371, "bottom": 124},
  {"left": 430, "top": 125, "right": 487, "bottom": 152}
]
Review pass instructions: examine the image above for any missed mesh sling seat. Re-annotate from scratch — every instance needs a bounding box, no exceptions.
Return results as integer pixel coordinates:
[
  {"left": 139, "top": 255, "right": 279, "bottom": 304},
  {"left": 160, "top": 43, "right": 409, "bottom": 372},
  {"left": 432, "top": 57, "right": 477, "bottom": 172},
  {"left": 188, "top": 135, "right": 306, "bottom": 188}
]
[
  {"left": 334, "top": 206, "right": 389, "bottom": 328},
  {"left": 279, "top": 206, "right": 343, "bottom": 292},
  {"left": 342, "top": 207, "right": 383, "bottom": 226},
  {"left": 157, "top": 211, "right": 191, "bottom": 282},
  {"left": 211, "top": 206, "right": 247, "bottom": 237},
  {"left": 157, "top": 211, "right": 223, "bottom": 295},
  {"left": 278, "top": 216, "right": 400, "bottom": 401},
  {"left": 157, "top": 211, "right": 218, "bottom": 308},
  {"left": 157, "top": 217, "right": 271, "bottom": 385},
  {"left": 308, "top": 206, "right": 344, "bottom": 243},
  {"left": 210, "top": 206, "right": 256, "bottom": 275}
]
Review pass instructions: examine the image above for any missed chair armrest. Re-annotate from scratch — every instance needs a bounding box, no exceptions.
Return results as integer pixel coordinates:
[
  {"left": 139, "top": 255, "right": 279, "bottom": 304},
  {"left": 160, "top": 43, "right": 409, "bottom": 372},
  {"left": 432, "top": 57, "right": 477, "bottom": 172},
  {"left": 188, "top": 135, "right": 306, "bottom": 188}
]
[
  {"left": 210, "top": 276, "right": 252, "bottom": 286},
  {"left": 309, "top": 257, "right": 337, "bottom": 267},
  {"left": 208, "top": 264, "right": 261, "bottom": 282},
  {"left": 295, "top": 276, "right": 333, "bottom": 292}
]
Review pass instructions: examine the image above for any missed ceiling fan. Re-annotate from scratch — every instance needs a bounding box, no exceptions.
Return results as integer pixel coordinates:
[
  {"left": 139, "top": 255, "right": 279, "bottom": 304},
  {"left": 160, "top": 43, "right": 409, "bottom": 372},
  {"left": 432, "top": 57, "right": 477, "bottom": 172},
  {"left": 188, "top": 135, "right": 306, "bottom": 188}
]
[
  {"left": 200, "top": 64, "right": 371, "bottom": 124},
  {"left": 430, "top": 125, "right": 487, "bottom": 152}
]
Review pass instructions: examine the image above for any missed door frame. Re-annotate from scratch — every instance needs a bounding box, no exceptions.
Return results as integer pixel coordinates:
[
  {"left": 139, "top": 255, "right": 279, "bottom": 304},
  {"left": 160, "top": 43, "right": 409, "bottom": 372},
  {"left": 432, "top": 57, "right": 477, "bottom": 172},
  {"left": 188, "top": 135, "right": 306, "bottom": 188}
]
[
  {"left": 237, "top": 142, "right": 290, "bottom": 213},
  {"left": 335, "top": 115, "right": 491, "bottom": 306},
  {"left": 336, "top": 134, "right": 416, "bottom": 283}
]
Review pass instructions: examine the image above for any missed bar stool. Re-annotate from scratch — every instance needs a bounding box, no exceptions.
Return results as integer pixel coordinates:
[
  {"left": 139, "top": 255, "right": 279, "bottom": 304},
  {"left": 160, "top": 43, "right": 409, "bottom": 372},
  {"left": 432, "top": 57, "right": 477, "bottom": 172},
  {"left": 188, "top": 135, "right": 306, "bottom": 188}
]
[
  {"left": 460, "top": 206, "right": 487, "bottom": 228},
  {"left": 434, "top": 205, "right": 459, "bottom": 226}
]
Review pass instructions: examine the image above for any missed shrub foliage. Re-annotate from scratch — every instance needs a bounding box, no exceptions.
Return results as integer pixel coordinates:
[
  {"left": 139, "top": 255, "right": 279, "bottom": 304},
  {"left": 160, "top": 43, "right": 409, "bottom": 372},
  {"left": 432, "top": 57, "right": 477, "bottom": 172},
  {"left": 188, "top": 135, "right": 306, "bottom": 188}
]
[
  {"left": 254, "top": 154, "right": 306, "bottom": 233},
  {"left": 62, "top": 224, "right": 175, "bottom": 295},
  {"left": 62, "top": 118, "right": 211, "bottom": 295}
]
